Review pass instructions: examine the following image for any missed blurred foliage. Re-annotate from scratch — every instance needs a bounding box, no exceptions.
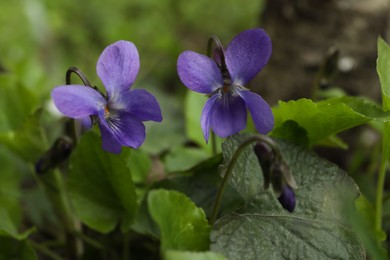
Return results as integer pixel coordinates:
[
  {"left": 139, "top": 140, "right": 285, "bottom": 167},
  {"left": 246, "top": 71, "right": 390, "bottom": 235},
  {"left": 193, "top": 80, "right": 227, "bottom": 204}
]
[
  {"left": 0, "top": 0, "right": 266, "bottom": 257},
  {"left": 0, "top": 0, "right": 265, "bottom": 161},
  {"left": 1, "top": 0, "right": 390, "bottom": 259},
  {"left": 0, "top": 0, "right": 264, "bottom": 95}
]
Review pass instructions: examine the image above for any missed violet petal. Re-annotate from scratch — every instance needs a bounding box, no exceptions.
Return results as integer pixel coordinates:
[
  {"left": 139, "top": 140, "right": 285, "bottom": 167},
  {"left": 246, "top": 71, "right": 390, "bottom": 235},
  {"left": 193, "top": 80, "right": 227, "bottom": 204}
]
[
  {"left": 177, "top": 50, "right": 223, "bottom": 94},
  {"left": 99, "top": 111, "right": 146, "bottom": 149},
  {"left": 110, "top": 89, "right": 162, "bottom": 122},
  {"left": 200, "top": 94, "right": 220, "bottom": 143},
  {"left": 225, "top": 28, "right": 272, "bottom": 85},
  {"left": 210, "top": 94, "right": 247, "bottom": 138},
  {"left": 98, "top": 121, "right": 122, "bottom": 154},
  {"left": 77, "top": 117, "right": 93, "bottom": 129},
  {"left": 239, "top": 90, "right": 274, "bottom": 134},
  {"left": 51, "top": 85, "right": 106, "bottom": 118},
  {"left": 96, "top": 40, "right": 140, "bottom": 99}
]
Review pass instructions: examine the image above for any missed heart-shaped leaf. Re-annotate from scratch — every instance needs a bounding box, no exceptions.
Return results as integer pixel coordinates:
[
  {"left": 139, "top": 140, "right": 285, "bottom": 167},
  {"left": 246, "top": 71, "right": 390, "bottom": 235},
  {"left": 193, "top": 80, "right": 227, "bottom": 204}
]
[
  {"left": 68, "top": 131, "right": 137, "bottom": 233},
  {"left": 211, "top": 134, "right": 365, "bottom": 259},
  {"left": 148, "top": 189, "right": 210, "bottom": 251}
]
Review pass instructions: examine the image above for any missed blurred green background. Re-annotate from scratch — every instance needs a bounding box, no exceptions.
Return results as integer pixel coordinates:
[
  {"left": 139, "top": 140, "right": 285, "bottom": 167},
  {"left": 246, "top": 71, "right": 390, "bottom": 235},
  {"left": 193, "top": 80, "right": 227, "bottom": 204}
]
[
  {"left": 0, "top": 0, "right": 265, "bottom": 243},
  {"left": 0, "top": 0, "right": 265, "bottom": 152},
  {"left": 0, "top": 0, "right": 264, "bottom": 96},
  {"left": 1, "top": 1, "right": 390, "bottom": 258}
]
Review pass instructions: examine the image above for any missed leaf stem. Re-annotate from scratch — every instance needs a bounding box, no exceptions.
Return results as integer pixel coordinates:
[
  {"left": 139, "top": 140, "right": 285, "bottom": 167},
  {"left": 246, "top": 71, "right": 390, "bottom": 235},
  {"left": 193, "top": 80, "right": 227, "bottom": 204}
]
[
  {"left": 31, "top": 241, "right": 63, "bottom": 260},
  {"left": 72, "top": 230, "right": 103, "bottom": 249},
  {"left": 210, "top": 135, "right": 277, "bottom": 225}
]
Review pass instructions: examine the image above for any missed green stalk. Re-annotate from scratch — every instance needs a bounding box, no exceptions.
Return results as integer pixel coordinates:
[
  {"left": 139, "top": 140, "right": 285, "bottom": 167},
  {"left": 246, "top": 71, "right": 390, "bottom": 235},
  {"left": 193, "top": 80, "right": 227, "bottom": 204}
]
[
  {"left": 375, "top": 123, "right": 390, "bottom": 232},
  {"left": 210, "top": 135, "right": 277, "bottom": 225},
  {"left": 31, "top": 241, "right": 63, "bottom": 260},
  {"left": 211, "top": 131, "right": 217, "bottom": 156},
  {"left": 123, "top": 232, "right": 130, "bottom": 260},
  {"left": 375, "top": 158, "right": 388, "bottom": 231},
  {"left": 36, "top": 169, "right": 82, "bottom": 258}
]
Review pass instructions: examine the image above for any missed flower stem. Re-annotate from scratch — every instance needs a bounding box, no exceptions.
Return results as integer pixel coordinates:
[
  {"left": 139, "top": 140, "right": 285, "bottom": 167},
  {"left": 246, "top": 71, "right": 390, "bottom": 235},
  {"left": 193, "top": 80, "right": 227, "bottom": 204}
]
[
  {"left": 211, "top": 131, "right": 217, "bottom": 156},
  {"left": 31, "top": 241, "right": 63, "bottom": 260},
  {"left": 210, "top": 135, "right": 277, "bottom": 225},
  {"left": 36, "top": 169, "right": 83, "bottom": 258},
  {"left": 66, "top": 67, "right": 92, "bottom": 87},
  {"left": 375, "top": 123, "right": 390, "bottom": 233},
  {"left": 375, "top": 158, "right": 387, "bottom": 231},
  {"left": 123, "top": 232, "right": 130, "bottom": 260}
]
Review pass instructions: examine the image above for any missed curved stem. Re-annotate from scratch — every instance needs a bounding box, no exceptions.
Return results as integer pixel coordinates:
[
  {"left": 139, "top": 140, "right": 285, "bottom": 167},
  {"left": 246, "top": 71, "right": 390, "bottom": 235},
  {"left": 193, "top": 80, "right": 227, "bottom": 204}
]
[
  {"left": 207, "top": 35, "right": 231, "bottom": 82},
  {"left": 65, "top": 67, "right": 96, "bottom": 141},
  {"left": 66, "top": 67, "right": 92, "bottom": 87},
  {"left": 210, "top": 135, "right": 278, "bottom": 226}
]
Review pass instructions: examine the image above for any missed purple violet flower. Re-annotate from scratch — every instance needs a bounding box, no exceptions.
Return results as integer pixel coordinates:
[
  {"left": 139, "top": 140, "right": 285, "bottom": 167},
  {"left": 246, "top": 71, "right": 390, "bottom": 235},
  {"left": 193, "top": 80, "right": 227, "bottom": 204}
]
[
  {"left": 177, "top": 28, "right": 274, "bottom": 142},
  {"left": 51, "top": 40, "right": 162, "bottom": 154}
]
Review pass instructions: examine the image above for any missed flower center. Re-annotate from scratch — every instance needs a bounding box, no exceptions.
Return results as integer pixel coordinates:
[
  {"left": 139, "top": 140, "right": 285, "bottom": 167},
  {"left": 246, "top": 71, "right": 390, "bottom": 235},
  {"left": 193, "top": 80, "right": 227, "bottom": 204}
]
[{"left": 104, "top": 106, "right": 110, "bottom": 119}]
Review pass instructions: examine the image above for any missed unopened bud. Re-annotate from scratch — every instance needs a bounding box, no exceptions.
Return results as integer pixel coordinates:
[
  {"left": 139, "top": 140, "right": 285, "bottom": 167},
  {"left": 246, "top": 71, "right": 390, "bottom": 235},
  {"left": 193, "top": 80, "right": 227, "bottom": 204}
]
[
  {"left": 278, "top": 185, "right": 296, "bottom": 212},
  {"left": 253, "top": 142, "right": 275, "bottom": 189},
  {"left": 253, "top": 139, "right": 298, "bottom": 213},
  {"left": 35, "top": 136, "right": 73, "bottom": 174}
]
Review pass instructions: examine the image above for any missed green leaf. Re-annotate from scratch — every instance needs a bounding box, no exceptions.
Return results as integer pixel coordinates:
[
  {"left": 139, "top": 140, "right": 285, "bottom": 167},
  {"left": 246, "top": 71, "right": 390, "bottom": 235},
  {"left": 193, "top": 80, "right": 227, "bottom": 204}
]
[
  {"left": 325, "top": 96, "right": 390, "bottom": 121},
  {"left": 132, "top": 156, "right": 228, "bottom": 239},
  {"left": 68, "top": 131, "right": 138, "bottom": 233},
  {"left": 164, "top": 250, "right": 226, "bottom": 260},
  {"left": 0, "top": 196, "right": 34, "bottom": 240},
  {"left": 164, "top": 146, "right": 210, "bottom": 173},
  {"left": 0, "top": 109, "right": 47, "bottom": 162},
  {"left": 0, "top": 74, "right": 39, "bottom": 132},
  {"left": 0, "top": 148, "right": 34, "bottom": 240},
  {"left": 0, "top": 197, "right": 22, "bottom": 239},
  {"left": 271, "top": 98, "right": 371, "bottom": 146},
  {"left": 142, "top": 90, "right": 186, "bottom": 154},
  {"left": 148, "top": 189, "right": 211, "bottom": 251},
  {"left": 378, "top": 39, "right": 390, "bottom": 253},
  {"left": 352, "top": 195, "right": 387, "bottom": 259},
  {"left": 212, "top": 134, "right": 365, "bottom": 259},
  {"left": 219, "top": 135, "right": 263, "bottom": 202},
  {"left": 269, "top": 120, "right": 309, "bottom": 147},
  {"left": 184, "top": 91, "right": 222, "bottom": 153},
  {"left": 131, "top": 197, "right": 160, "bottom": 238},
  {"left": 0, "top": 237, "right": 36, "bottom": 260},
  {"left": 125, "top": 149, "right": 152, "bottom": 184},
  {"left": 316, "top": 134, "right": 348, "bottom": 149},
  {"left": 185, "top": 91, "right": 208, "bottom": 149},
  {"left": 156, "top": 154, "right": 242, "bottom": 218},
  {"left": 377, "top": 37, "right": 390, "bottom": 111}
]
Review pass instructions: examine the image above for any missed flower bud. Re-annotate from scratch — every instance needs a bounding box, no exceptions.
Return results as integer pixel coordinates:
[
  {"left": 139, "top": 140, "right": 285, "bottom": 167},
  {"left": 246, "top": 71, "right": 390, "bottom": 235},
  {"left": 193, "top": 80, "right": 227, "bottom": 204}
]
[
  {"left": 35, "top": 136, "right": 73, "bottom": 174},
  {"left": 253, "top": 142, "right": 275, "bottom": 189},
  {"left": 253, "top": 140, "right": 298, "bottom": 213},
  {"left": 278, "top": 185, "right": 296, "bottom": 213}
]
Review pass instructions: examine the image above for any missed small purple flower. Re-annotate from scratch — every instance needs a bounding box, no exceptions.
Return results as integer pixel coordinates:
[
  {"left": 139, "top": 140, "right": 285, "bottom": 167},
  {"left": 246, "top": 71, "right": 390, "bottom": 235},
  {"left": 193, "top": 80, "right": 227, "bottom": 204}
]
[
  {"left": 51, "top": 40, "right": 162, "bottom": 154},
  {"left": 177, "top": 28, "right": 274, "bottom": 142}
]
